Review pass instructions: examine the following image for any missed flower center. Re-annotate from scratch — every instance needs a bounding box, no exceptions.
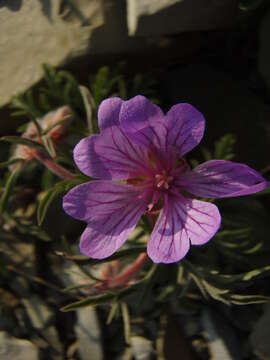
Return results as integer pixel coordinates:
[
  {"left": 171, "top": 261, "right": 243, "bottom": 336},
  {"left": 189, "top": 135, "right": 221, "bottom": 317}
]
[{"left": 155, "top": 170, "right": 173, "bottom": 190}]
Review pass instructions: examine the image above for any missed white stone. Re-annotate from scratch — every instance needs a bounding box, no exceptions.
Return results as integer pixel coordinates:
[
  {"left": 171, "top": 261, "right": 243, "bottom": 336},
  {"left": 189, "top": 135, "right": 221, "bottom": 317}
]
[
  {"left": 250, "top": 306, "right": 270, "bottom": 360},
  {"left": 0, "top": 331, "right": 38, "bottom": 360},
  {"left": 130, "top": 336, "right": 154, "bottom": 360},
  {"left": 127, "top": 0, "right": 237, "bottom": 36},
  {"left": 0, "top": 0, "right": 103, "bottom": 106},
  {"left": 127, "top": 0, "right": 181, "bottom": 34},
  {"left": 75, "top": 307, "right": 103, "bottom": 360},
  {"left": 22, "top": 296, "right": 53, "bottom": 330},
  {"left": 202, "top": 309, "right": 234, "bottom": 360}
]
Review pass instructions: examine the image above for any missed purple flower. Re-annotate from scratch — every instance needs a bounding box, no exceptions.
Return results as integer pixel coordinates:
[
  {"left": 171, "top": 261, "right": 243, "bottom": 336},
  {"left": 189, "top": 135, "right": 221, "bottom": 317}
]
[{"left": 63, "top": 96, "right": 267, "bottom": 263}]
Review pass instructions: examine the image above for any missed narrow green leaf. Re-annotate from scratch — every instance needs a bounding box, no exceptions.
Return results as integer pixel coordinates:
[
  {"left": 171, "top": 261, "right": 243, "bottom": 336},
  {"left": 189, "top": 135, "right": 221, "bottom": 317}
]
[
  {"left": 79, "top": 85, "right": 95, "bottom": 133},
  {"left": 64, "top": 246, "right": 147, "bottom": 265},
  {"left": 0, "top": 136, "right": 44, "bottom": 150},
  {"left": 61, "top": 280, "right": 144, "bottom": 312},
  {"left": 121, "top": 303, "right": 131, "bottom": 344},
  {"left": 0, "top": 158, "right": 23, "bottom": 169},
  {"left": 0, "top": 168, "right": 21, "bottom": 214},
  {"left": 60, "top": 292, "right": 115, "bottom": 311},
  {"left": 189, "top": 273, "right": 208, "bottom": 299},
  {"left": 37, "top": 187, "right": 60, "bottom": 225},
  {"left": 41, "top": 136, "right": 56, "bottom": 158},
  {"left": 201, "top": 280, "right": 230, "bottom": 305},
  {"left": 157, "top": 285, "right": 176, "bottom": 302},
  {"left": 229, "top": 294, "right": 270, "bottom": 305},
  {"left": 106, "top": 302, "right": 119, "bottom": 324},
  {"left": 41, "top": 118, "right": 70, "bottom": 136},
  {"left": 239, "top": 0, "right": 264, "bottom": 11},
  {"left": 38, "top": 178, "right": 83, "bottom": 225}
]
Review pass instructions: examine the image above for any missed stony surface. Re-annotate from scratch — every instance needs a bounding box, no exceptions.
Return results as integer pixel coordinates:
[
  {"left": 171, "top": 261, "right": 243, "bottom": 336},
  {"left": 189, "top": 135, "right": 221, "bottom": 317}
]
[
  {"left": 201, "top": 309, "right": 241, "bottom": 360},
  {"left": 127, "top": 0, "right": 237, "bottom": 36},
  {"left": 75, "top": 307, "right": 103, "bottom": 360},
  {"left": 0, "top": 0, "right": 239, "bottom": 108},
  {"left": 0, "top": 331, "right": 38, "bottom": 360},
  {"left": 250, "top": 306, "right": 270, "bottom": 360},
  {"left": 130, "top": 336, "right": 154, "bottom": 360},
  {"left": 22, "top": 296, "right": 53, "bottom": 330},
  {"left": 0, "top": 0, "right": 103, "bottom": 106}
]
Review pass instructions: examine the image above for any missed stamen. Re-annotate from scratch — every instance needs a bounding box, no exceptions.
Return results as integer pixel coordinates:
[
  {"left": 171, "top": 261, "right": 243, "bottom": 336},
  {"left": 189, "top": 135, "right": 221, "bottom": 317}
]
[
  {"left": 155, "top": 172, "right": 173, "bottom": 190},
  {"left": 147, "top": 203, "right": 154, "bottom": 212},
  {"left": 157, "top": 180, "right": 165, "bottom": 188}
]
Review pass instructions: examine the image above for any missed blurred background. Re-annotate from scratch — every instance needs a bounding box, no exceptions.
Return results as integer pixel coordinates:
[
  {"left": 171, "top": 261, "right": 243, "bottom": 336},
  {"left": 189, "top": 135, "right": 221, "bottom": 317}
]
[{"left": 0, "top": 1, "right": 270, "bottom": 359}]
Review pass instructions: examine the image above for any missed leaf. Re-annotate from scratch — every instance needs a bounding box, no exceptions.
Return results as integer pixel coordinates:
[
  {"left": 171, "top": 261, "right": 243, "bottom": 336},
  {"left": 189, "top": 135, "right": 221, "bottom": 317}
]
[
  {"left": 156, "top": 285, "right": 176, "bottom": 302},
  {"left": 0, "top": 136, "right": 44, "bottom": 150},
  {"left": 214, "top": 133, "right": 236, "bottom": 160},
  {"left": 0, "top": 158, "right": 23, "bottom": 169},
  {"left": 239, "top": 0, "right": 265, "bottom": 11},
  {"left": 92, "top": 66, "right": 110, "bottom": 105},
  {"left": 10, "top": 90, "right": 42, "bottom": 118},
  {"left": 189, "top": 273, "right": 208, "bottom": 300},
  {"left": 229, "top": 294, "right": 270, "bottom": 305},
  {"left": 16, "top": 123, "right": 28, "bottom": 133},
  {"left": 60, "top": 292, "right": 116, "bottom": 312},
  {"left": 64, "top": 246, "right": 147, "bottom": 265},
  {"left": 79, "top": 85, "right": 95, "bottom": 133},
  {"left": 121, "top": 303, "right": 131, "bottom": 345},
  {"left": 106, "top": 302, "right": 119, "bottom": 324},
  {"left": 41, "top": 136, "right": 56, "bottom": 158},
  {"left": 192, "top": 265, "right": 270, "bottom": 291},
  {"left": 201, "top": 280, "right": 230, "bottom": 305},
  {"left": 37, "top": 178, "right": 83, "bottom": 225},
  {"left": 61, "top": 277, "right": 147, "bottom": 312},
  {"left": 41, "top": 118, "right": 70, "bottom": 136},
  {"left": 0, "top": 168, "right": 21, "bottom": 214}
]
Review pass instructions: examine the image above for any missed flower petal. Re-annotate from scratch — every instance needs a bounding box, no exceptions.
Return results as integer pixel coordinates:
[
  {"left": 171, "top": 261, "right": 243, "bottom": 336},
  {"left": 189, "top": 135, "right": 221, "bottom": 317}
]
[
  {"left": 120, "top": 95, "right": 165, "bottom": 148},
  {"left": 73, "top": 126, "right": 151, "bottom": 179},
  {"left": 98, "top": 97, "right": 123, "bottom": 131},
  {"left": 177, "top": 160, "right": 267, "bottom": 198},
  {"left": 120, "top": 95, "right": 163, "bottom": 133},
  {"left": 120, "top": 98, "right": 204, "bottom": 159},
  {"left": 165, "top": 103, "right": 205, "bottom": 156},
  {"left": 147, "top": 194, "right": 221, "bottom": 263},
  {"left": 63, "top": 181, "right": 149, "bottom": 259},
  {"left": 63, "top": 180, "right": 150, "bottom": 221}
]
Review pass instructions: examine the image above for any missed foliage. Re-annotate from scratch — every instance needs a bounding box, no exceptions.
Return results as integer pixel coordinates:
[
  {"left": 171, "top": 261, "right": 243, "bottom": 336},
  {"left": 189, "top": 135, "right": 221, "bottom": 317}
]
[
  {"left": 239, "top": 0, "right": 270, "bottom": 11},
  {"left": 0, "top": 64, "right": 269, "bottom": 358}
]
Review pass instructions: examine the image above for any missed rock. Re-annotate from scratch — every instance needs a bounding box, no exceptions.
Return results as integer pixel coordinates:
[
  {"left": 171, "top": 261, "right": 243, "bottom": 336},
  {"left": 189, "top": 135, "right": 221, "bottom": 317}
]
[
  {"left": 0, "top": 0, "right": 103, "bottom": 106},
  {"left": 130, "top": 336, "right": 154, "bottom": 360},
  {"left": 0, "top": 331, "right": 38, "bottom": 360},
  {"left": 250, "top": 306, "right": 270, "bottom": 360},
  {"left": 201, "top": 309, "right": 242, "bottom": 360},
  {"left": 75, "top": 307, "right": 103, "bottom": 360},
  {"left": 0, "top": 0, "right": 239, "bottom": 108},
  {"left": 22, "top": 297, "right": 64, "bottom": 355},
  {"left": 22, "top": 296, "right": 53, "bottom": 330},
  {"left": 127, "top": 0, "right": 237, "bottom": 36}
]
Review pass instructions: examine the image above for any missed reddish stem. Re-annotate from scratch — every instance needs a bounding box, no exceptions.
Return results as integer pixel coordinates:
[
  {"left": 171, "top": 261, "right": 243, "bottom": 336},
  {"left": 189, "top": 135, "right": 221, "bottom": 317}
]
[
  {"left": 33, "top": 150, "right": 75, "bottom": 180},
  {"left": 98, "top": 252, "right": 148, "bottom": 289}
]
